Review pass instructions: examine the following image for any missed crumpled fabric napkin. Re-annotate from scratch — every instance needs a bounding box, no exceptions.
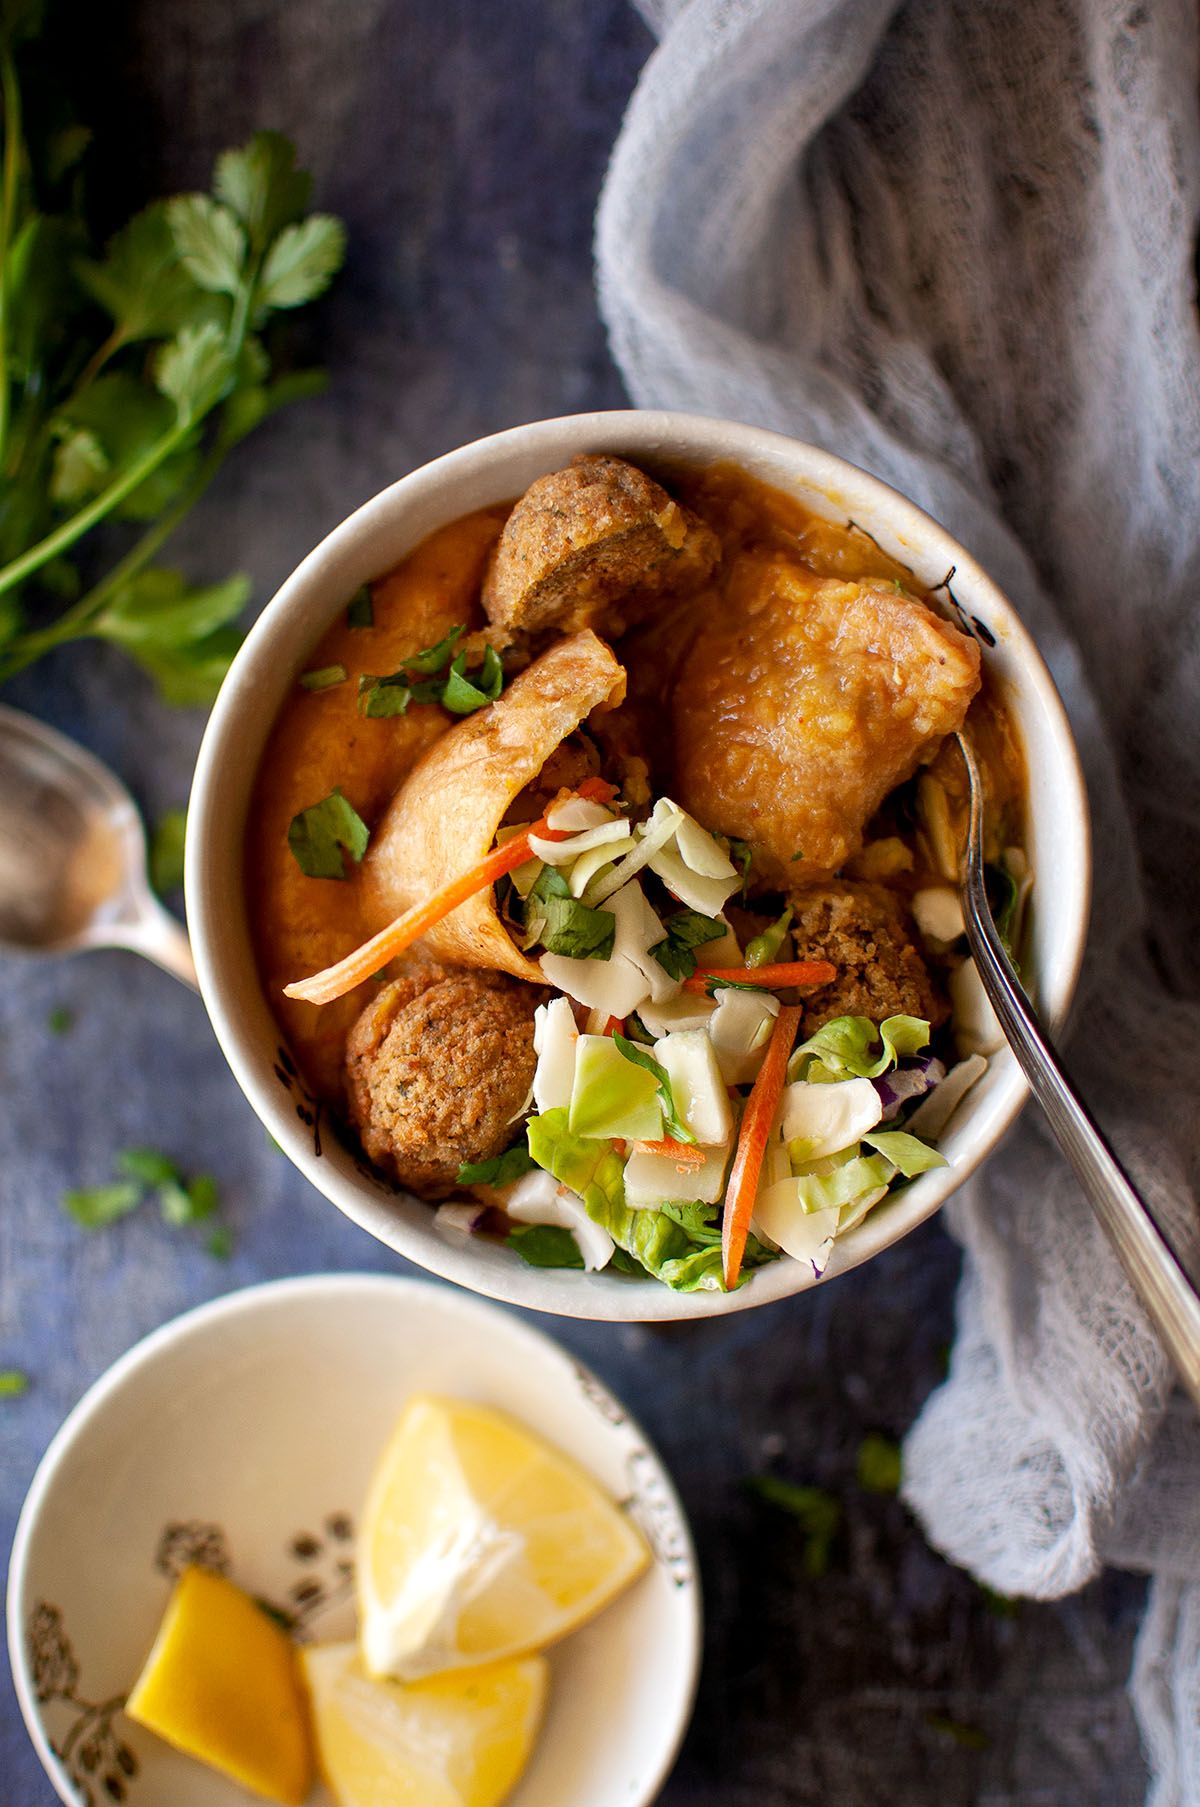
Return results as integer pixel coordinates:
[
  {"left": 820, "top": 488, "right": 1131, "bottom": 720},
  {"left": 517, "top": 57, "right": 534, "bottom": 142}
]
[{"left": 595, "top": 1, "right": 1200, "bottom": 1797}]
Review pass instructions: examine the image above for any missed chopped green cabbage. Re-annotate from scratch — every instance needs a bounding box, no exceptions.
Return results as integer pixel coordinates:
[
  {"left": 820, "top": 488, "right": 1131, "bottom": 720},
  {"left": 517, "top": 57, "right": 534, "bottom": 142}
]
[
  {"left": 526, "top": 1109, "right": 775, "bottom": 1291},
  {"left": 789, "top": 1014, "right": 931, "bottom": 1083}
]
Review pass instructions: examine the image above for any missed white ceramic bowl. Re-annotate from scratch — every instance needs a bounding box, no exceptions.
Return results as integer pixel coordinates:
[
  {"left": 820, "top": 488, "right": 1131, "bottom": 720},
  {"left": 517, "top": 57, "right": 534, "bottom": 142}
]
[
  {"left": 186, "top": 410, "right": 1090, "bottom": 1321},
  {"left": 7, "top": 1273, "right": 700, "bottom": 1807}
]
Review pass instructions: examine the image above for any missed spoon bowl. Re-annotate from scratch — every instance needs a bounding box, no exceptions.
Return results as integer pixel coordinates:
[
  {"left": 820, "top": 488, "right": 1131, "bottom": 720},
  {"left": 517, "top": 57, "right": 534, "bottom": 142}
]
[{"left": 0, "top": 704, "right": 197, "bottom": 987}]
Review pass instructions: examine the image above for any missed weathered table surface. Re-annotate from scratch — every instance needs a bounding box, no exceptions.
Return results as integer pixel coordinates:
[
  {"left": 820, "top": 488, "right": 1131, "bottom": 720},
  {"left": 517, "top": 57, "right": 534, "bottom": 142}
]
[{"left": 1, "top": 3, "right": 1149, "bottom": 1801}]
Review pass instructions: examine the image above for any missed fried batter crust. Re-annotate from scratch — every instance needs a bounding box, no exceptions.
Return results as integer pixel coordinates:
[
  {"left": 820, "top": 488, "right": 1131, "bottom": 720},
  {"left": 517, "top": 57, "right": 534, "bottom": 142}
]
[
  {"left": 344, "top": 966, "right": 541, "bottom": 1196},
  {"left": 482, "top": 454, "right": 719, "bottom": 639},
  {"left": 788, "top": 881, "right": 947, "bottom": 1036},
  {"left": 671, "top": 556, "right": 981, "bottom": 884}
]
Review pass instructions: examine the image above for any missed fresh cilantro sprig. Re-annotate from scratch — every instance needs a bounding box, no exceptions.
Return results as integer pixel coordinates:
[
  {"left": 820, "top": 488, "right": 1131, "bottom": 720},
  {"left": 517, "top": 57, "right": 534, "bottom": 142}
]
[
  {"left": 358, "top": 626, "right": 505, "bottom": 719},
  {"left": 0, "top": 18, "right": 345, "bottom": 701}
]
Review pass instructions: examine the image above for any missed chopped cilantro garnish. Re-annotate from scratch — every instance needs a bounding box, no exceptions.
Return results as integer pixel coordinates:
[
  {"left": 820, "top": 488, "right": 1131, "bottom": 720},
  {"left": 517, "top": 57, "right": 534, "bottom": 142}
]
[
  {"left": 346, "top": 585, "right": 374, "bottom": 628},
  {"left": 649, "top": 908, "right": 725, "bottom": 980},
  {"left": 457, "top": 1144, "right": 537, "bottom": 1186},
  {"left": 358, "top": 627, "right": 505, "bottom": 719},
  {"left": 523, "top": 866, "right": 615, "bottom": 962},
  {"left": 62, "top": 1182, "right": 143, "bottom": 1228},
  {"left": 117, "top": 1147, "right": 181, "bottom": 1187},
  {"left": 505, "top": 1225, "right": 585, "bottom": 1269},
  {"left": 0, "top": 1371, "right": 30, "bottom": 1398},
  {"left": 287, "top": 788, "right": 370, "bottom": 879},
  {"left": 47, "top": 1006, "right": 73, "bottom": 1036},
  {"left": 65, "top": 1149, "right": 231, "bottom": 1248},
  {"left": 299, "top": 663, "right": 348, "bottom": 692}
]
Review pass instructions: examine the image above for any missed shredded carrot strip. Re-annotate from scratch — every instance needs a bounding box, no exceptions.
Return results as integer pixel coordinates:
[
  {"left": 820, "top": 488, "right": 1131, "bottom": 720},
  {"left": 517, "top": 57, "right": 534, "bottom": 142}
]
[
  {"left": 632, "top": 1137, "right": 707, "bottom": 1169},
  {"left": 283, "top": 777, "right": 618, "bottom": 1007},
  {"left": 682, "top": 959, "right": 836, "bottom": 994},
  {"left": 721, "top": 1004, "right": 802, "bottom": 1291}
]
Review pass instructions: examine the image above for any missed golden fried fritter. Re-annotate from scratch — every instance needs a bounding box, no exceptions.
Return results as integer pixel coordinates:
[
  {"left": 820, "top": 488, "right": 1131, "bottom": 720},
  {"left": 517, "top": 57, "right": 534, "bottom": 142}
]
[
  {"left": 670, "top": 555, "right": 981, "bottom": 884},
  {"left": 344, "top": 965, "right": 542, "bottom": 1196},
  {"left": 788, "top": 881, "right": 947, "bottom": 1035},
  {"left": 482, "top": 454, "right": 719, "bottom": 639}
]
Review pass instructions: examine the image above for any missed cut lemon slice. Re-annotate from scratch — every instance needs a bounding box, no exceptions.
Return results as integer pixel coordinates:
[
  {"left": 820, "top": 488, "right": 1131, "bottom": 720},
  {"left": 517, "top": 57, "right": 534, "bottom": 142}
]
[
  {"left": 302, "top": 1640, "right": 547, "bottom": 1807},
  {"left": 358, "top": 1394, "right": 649, "bottom": 1679},
  {"left": 125, "top": 1564, "right": 312, "bottom": 1803}
]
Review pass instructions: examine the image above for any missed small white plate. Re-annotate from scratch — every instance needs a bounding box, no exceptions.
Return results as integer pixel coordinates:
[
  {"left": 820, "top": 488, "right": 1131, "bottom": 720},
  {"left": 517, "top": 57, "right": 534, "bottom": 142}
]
[{"left": 7, "top": 1274, "right": 700, "bottom": 1807}]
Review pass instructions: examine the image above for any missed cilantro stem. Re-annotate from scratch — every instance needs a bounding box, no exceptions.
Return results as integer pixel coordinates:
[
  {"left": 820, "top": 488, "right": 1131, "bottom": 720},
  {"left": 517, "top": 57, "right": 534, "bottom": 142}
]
[
  {"left": 0, "top": 47, "right": 23, "bottom": 473},
  {"left": 0, "top": 413, "right": 195, "bottom": 602},
  {"left": 0, "top": 425, "right": 234, "bottom": 680}
]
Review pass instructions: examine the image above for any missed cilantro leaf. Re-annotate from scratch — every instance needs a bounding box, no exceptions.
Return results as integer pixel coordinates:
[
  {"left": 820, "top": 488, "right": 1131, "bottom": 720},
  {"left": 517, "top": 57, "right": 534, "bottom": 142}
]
[
  {"left": 117, "top": 1147, "right": 181, "bottom": 1188},
  {"left": 457, "top": 1143, "right": 537, "bottom": 1186},
  {"left": 358, "top": 628, "right": 506, "bottom": 719},
  {"left": 165, "top": 194, "right": 247, "bottom": 297},
  {"left": 159, "top": 1173, "right": 218, "bottom": 1226},
  {"left": 523, "top": 866, "right": 614, "bottom": 961},
  {"left": 404, "top": 625, "right": 465, "bottom": 675},
  {"left": 76, "top": 203, "right": 222, "bottom": 344},
  {"left": 46, "top": 1006, "right": 72, "bottom": 1035},
  {"left": 154, "top": 320, "right": 238, "bottom": 420},
  {"left": 287, "top": 789, "right": 370, "bottom": 879},
  {"left": 62, "top": 1183, "right": 143, "bottom": 1228},
  {"left": 650, "top": 907, "right": 725, "bottom": 980},
  {"left": 206, "top": 1224, "right": 234, "bottom": 1259},
  {"left": 299, "top": 664, "right": 348, "bottom": 692},
  {"left": 215, "top": 131, "right": 313, "bottom": 253},
  {"left": 505, "top": 1225, "right": 585, "bottom": 1269},
  {"left": 94, "top": 567, "right": 250, "bottom": 650},
  {"left": 441, "top": 645, "right": 504, "bottom": 713},
  {"left": 258, "top": 215, "right": 346, "bottom": 310}
]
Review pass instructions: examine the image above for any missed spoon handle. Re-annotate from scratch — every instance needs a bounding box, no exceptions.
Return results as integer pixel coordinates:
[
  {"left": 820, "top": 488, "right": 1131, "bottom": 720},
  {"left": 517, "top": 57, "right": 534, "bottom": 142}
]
[
  {"left": 106, "top": 896, "right": 199, "bottom": 991},
  {"left": 957, "top": 734, "right": 1200, "bottom": 1410}
]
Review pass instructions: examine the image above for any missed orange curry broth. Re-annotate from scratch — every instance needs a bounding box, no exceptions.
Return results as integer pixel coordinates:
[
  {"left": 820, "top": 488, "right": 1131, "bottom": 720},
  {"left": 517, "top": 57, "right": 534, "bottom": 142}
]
[
  {"left": 247, "top": 506, "right": 507, "bottom": 1100},
  {"left": 247, "top": 462, "right": 1023, "bottom": 1108}
]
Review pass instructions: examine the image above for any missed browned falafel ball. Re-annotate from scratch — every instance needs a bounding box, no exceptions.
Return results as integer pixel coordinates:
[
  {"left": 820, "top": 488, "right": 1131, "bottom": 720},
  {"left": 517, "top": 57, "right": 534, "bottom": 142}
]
[
  {"left": 343, "top": 964, "right": 543, "bottom": 1196},
  {"left": 788, "top": 880, "right": 948, "bottom": 1036}
]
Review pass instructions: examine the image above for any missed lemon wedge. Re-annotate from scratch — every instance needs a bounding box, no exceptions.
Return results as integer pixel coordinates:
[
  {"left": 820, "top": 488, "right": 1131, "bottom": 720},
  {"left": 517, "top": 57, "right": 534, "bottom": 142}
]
[
  {"left": 302, "top": 1640, "right": 547, "bottom": 1807},
  {"left": 357, "top": 1394, "right": 649, "bottom": 1679},
  {"left": 125, "top": 1564, "right": 312, "bottom": 1803}
]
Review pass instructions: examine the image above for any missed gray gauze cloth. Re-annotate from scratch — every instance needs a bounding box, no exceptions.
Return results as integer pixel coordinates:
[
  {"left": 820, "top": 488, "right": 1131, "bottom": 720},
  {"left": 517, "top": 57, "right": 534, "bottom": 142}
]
[{"left": 595, "top": 2, "right": 1200, "bottom": 1799}]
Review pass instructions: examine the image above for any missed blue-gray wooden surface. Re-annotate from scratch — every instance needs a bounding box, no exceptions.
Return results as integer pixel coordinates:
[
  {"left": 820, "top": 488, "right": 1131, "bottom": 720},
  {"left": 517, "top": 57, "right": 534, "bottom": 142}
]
[{"left": 1, "top": 4, "right": 1149, "bottom": 1801}]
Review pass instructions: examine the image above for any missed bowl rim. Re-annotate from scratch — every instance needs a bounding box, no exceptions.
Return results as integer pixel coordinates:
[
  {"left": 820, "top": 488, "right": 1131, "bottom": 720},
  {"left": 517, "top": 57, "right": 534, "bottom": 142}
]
[
  {"left": 6, "top": 1270, "right": 703, "bottom": 1807},
  {"left": 185, "top": 408, "right": 1092, "bottom": 1320}
]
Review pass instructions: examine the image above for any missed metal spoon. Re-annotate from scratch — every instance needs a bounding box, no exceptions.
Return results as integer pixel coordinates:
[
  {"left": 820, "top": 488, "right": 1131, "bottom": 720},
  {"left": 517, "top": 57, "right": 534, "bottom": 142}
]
[
  {"left": 956, "top": 730, "right": 1200, "bottom": 1408},
  {"left": 0, "top": 703, "right": 197, "bottom": 989}
]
